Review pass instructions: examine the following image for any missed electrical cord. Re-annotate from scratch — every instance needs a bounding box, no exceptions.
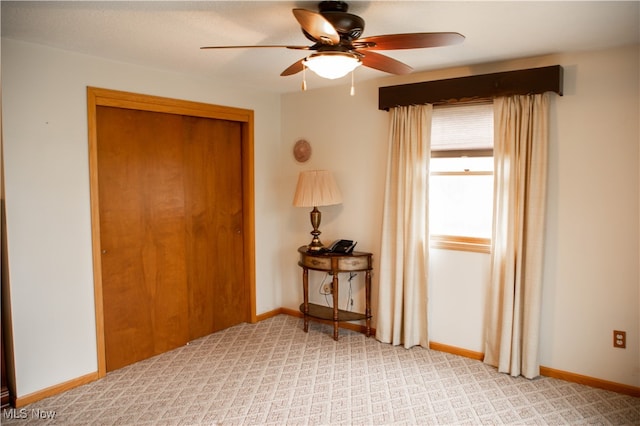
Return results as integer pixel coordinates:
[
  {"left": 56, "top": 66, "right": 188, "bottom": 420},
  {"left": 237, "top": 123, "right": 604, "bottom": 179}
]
[
  {"left": 318, "top": 273, "right": 332, "bottom": 306},
  {"left": 346, "top": 272, "right": 357, "bottom": 311},
  {"left": 318, "top": 273, "right": 331, "bottom": 295},
  {"left": 316, "top": 272, "right": 358, "bottom": 309}
]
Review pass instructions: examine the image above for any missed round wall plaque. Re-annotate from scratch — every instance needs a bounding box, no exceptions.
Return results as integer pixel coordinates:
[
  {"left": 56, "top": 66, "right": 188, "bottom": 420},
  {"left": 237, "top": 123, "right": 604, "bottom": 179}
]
[{"left": 293, "top": 139, "right": 312, "bottom": 163}]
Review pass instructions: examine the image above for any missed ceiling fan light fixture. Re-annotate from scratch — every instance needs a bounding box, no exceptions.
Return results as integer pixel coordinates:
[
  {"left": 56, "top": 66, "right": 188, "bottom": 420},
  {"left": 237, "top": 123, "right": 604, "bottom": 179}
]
[{"left": 303, "top": 52, "right": 361, "bottom": 79}]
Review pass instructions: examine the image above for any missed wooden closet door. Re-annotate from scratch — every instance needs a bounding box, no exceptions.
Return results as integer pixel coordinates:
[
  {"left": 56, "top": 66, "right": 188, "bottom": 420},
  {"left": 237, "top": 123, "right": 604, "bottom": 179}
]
[
  {"left": 97, "top": 106, "right": 245, "bottom": 372},
  {"left": 182, "top": 116, "right": 246, "bottom": 340}
]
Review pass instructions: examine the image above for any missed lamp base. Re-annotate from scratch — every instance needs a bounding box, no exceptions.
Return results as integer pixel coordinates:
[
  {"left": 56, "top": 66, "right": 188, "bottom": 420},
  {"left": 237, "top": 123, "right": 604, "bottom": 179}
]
[
  {"left": 307, "top": 235, "right": 324, "bottom": 252},
  {"left": 307, "top": 206, "right": 324, "bottom": 251}
]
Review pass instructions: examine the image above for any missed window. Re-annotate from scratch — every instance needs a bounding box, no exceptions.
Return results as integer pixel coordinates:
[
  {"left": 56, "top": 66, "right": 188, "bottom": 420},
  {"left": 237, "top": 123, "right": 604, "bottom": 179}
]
[{"left": 429, "top": 103, "right": 494, "bottom": 253}]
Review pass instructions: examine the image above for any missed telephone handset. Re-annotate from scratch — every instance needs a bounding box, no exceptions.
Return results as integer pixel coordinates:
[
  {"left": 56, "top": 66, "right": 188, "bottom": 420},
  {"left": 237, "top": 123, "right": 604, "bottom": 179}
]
[{"left": 324, "top": 239, "right": 357, "bottom": 254}]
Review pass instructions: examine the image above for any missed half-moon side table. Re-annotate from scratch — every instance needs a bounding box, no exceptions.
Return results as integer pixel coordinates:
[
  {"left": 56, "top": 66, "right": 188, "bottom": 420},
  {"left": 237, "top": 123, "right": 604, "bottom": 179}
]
[{"left": 297, "top": 246, "right": 372, "bottom": 341}]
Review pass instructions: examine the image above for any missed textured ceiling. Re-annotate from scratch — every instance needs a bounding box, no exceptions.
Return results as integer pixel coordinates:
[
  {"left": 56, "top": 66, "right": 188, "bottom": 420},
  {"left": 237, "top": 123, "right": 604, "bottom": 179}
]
[{"left": 2, "top": 1, "right": 639, "bottom": 94}]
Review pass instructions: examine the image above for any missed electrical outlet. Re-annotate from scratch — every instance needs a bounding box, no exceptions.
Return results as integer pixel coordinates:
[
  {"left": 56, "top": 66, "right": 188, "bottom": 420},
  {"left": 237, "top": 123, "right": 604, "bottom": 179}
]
[
  {"left": 323, "top": 283, "right": 332, "bottom": 294},
  {"left": 613, "top": 330, "right": 626, "bottom": 348}
]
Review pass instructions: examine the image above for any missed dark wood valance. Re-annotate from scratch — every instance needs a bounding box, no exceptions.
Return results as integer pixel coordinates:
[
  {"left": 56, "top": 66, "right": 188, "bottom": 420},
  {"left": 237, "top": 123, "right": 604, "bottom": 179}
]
[{"left": 379, "top": 65, "right": 563, "bottom": 110}]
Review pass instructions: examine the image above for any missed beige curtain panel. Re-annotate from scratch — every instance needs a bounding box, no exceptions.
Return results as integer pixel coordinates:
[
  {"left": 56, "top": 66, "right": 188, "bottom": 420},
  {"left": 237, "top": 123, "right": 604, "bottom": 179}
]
[
  {"left": 484, "top": 93, "right": 550, "bottom": 379},
  {"left": 376, "top": 104, "right": 432, "bottom": 349}
]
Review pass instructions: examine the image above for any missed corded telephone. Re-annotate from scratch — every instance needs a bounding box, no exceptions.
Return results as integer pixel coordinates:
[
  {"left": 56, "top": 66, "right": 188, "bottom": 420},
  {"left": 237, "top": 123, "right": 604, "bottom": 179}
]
[{"left": 324, "top": 239, "right": 357, "bottom": 254}]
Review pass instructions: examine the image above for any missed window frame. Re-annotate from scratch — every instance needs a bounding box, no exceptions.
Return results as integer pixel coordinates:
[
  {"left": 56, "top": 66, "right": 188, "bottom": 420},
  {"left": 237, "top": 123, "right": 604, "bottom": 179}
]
[
  {"left": 429, "top": 156, "right": 493, "bottom": 254},
  {"left": 429, "top": 103, "right": 494, "bottom": 254},
  {"left": 430, "top": 234, "right": 491, "bottom": 254}
]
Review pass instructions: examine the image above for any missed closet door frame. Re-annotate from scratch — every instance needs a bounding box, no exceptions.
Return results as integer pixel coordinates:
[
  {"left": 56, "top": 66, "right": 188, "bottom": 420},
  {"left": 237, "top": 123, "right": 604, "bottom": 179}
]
[{"left": 87, "top": 87, "right": 256, "bottom": 377}]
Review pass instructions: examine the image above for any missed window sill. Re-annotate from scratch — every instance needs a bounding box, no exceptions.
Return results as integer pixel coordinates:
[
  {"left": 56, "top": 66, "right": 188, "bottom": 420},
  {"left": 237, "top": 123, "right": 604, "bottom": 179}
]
[{"left": 430, "top": 235, "right": 491, "bottom": 254}]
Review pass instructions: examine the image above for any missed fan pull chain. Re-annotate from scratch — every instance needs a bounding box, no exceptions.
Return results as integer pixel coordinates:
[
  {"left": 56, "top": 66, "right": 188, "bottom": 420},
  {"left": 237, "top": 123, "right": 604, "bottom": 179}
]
[
  {"left": 350, "top": 70, "right": 355, "bottom": 96},
  {"left": 302, "top": 65, "right": 307, "bottom": 91}
]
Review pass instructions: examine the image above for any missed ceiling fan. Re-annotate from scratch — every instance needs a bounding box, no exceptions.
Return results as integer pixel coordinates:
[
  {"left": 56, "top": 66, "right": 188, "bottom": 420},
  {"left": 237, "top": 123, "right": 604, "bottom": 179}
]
[{"left": 201, "top": 1, "right": 464, "bottom": 80}]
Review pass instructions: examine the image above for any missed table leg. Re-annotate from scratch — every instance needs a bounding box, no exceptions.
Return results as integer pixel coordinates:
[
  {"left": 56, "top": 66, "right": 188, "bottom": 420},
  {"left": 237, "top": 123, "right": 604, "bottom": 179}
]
[
  {"left": 365, "top": 270, "right": 371, "bottom": 337},
  {"left": 302, "top": 267, "right": 309, "bottom": 333},
  {"left": 332, "top": 272, "right": 339, "bottom": 341}
]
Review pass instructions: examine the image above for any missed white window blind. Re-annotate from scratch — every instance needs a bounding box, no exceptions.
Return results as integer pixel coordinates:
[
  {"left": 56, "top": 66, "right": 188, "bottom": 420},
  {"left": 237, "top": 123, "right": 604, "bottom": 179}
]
[{"left": 431, "top": 103, "right": 493, "bottom": 152}]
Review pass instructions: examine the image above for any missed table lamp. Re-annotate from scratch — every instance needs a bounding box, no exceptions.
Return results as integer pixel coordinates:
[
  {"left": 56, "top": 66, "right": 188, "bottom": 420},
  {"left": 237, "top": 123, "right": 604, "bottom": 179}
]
[{"left": 293, "top": 170, "right": 343, "bottom": 251}]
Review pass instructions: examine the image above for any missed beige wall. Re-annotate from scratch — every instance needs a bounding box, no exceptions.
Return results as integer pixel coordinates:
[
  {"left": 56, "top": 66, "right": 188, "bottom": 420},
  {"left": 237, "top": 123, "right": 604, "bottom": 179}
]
[
  {"left": 2, "top": 38, "right": 284, "bottom": 397},
  {"left": 282, "top": 45, "right": 639, "bottom": 387},
  {"left": 2, "top": 36, "right": 638, "bottom": 399}
]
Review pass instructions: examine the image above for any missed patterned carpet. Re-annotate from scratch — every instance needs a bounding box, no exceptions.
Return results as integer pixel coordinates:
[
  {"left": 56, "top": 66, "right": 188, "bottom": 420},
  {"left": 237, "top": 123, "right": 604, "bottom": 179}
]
[{"left": 3, "top": 315, "right": 639, "bottom": 425}]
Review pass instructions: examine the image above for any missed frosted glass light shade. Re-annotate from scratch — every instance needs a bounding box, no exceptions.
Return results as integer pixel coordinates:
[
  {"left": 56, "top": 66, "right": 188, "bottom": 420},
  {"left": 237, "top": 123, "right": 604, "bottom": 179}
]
[
  {"left": 303, "top": 52, "right": 362, "bottom": 80},
  {"left": 293, "top": 170, "right": 343, "bottom": 207}
]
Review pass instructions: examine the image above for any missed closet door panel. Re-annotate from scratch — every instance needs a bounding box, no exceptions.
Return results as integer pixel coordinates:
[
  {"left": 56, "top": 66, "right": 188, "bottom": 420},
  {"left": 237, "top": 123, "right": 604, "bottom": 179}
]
[
  {"left": 97, "top": 107, "right": 190, "bottom": 371},
  {"left": 183, "top": 116, "right": 245, "bottom": 339}
]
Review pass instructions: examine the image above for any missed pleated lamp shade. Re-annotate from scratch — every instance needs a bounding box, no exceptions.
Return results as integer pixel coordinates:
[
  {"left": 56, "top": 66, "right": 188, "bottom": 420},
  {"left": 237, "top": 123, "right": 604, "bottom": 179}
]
[{"left": 292, "top": 170, "right": 343, "bottom": 207}]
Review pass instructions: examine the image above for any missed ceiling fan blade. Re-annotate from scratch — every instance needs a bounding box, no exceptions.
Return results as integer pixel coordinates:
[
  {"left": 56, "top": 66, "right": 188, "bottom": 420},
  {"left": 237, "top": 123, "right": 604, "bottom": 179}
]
[
  {"left": 292, "top": 8, "right": 340, "bottom": 45},
  {"left": 280, "top": 59, "right": 305, "bottom": 76},
  {"left": 200, "top": 45, "right": 310, "bottom": 50},
  {"left": 357, "top": 32, "right": 465, "bottom": 50},
  {"left": 361, "top": 51, "right": 413, "bottom": 75}
]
